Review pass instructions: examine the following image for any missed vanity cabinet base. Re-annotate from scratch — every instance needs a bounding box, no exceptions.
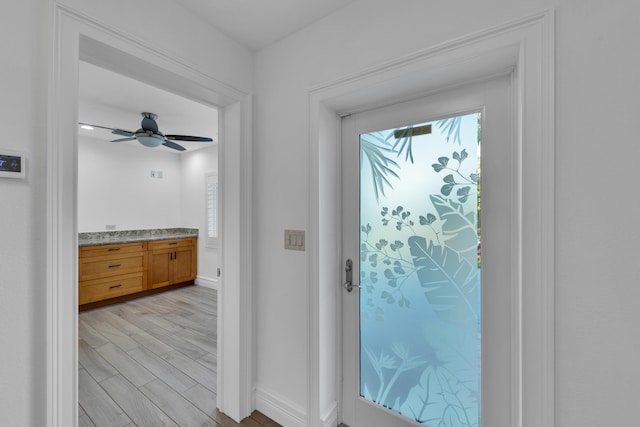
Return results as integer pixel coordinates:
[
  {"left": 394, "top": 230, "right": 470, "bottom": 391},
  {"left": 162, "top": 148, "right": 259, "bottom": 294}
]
[{"left": 79, "top": 237, "right": 197, "bottom": 311}]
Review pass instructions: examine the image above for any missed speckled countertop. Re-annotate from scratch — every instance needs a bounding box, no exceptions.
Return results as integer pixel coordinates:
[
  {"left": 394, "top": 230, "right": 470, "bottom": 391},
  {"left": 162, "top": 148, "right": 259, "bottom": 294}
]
[{"left": 78, "top": 228, "right": 198, "bottom": 247}]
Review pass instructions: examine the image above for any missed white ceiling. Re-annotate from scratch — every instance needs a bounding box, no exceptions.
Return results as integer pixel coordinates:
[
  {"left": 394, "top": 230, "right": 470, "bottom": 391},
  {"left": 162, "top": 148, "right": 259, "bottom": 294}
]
[
  {"left": 177, "top": 0, "right": 356, "bottom": 51},
  {"left": 78, "top": 1, "right": 355, "bottom": 153},
  {"left": 78, "top": 61, "right": 219, "bottom": 153}
]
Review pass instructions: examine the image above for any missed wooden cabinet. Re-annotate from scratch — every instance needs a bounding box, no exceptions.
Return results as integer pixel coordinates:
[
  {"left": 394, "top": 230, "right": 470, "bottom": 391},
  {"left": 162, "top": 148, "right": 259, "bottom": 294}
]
[
  {"left": 79, "top": 242, "right": 147, "bottom": 305},
  {"left": 148, "top": 238, "right": 197, "bottom": 289},
  {"left": 79, "top": 236, "right": 197, "bottom": 309}
]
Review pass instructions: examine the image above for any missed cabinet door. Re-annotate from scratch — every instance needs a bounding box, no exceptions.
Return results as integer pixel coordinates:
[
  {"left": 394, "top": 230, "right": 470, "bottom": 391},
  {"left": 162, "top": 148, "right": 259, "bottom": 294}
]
[
  {"left": 173, "top": 246, "right": 196, "bottom": 283},
  {"left": 149, "top": 249, "right": 171, "bottom": 289}
]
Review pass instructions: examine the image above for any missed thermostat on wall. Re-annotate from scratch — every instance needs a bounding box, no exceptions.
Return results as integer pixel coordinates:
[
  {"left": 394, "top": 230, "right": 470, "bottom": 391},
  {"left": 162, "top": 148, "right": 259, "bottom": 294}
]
[{"left": 0, "top": 150, "right": 26, "bottom": 179}]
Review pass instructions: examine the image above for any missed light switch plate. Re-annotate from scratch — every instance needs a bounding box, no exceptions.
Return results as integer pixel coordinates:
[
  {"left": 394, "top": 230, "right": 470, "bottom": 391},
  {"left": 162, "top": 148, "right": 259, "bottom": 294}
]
[
  {"left": 284, "top": 229, "right": 305, "bottom": 251},
  {"left": 0, "top": 149, "right": 26, "bottom": 179}
]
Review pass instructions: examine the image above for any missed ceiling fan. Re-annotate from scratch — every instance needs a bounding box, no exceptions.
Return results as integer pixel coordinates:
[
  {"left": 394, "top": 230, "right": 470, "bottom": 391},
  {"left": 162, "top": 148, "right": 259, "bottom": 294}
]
[{"left": 79, "top": 112, "right": 213, "bottom": 151}]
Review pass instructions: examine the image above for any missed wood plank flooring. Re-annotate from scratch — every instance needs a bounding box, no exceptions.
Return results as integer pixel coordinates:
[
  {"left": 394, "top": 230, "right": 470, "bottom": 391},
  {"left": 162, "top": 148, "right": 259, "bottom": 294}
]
[{"left": 78, "top": 285, "right": 281, "bottom": 427}]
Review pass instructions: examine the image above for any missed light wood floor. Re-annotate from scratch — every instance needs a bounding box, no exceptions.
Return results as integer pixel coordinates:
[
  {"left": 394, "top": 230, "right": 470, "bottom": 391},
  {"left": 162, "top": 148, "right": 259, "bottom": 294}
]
[{"left": 78, "top": 285, "right": 281, "bottom": 427}]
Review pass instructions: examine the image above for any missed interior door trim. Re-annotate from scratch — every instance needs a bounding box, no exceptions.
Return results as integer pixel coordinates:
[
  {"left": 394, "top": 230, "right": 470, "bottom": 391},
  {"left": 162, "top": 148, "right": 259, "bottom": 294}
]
[
  {"left": 307, "top": 10, "right": 554, "bottom": 427},
  {"left": 46, "top": 5, "right": 254, "bottom": 426}
]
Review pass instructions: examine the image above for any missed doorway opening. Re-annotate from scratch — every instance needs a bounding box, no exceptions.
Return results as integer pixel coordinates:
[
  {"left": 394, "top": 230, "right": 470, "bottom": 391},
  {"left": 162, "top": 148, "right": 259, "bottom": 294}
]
[
  {"left": 48, "top": 10, "right": 254, "bottom": 425},
  {"left": 76, "top": 60, "right": 222, "bottom": 425}
]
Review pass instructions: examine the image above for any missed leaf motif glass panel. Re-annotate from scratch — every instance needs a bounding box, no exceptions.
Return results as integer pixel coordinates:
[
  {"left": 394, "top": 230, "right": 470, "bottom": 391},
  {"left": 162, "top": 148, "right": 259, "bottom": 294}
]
[{"left": 359, "top": 113, "right": 481, "bottom": 426}]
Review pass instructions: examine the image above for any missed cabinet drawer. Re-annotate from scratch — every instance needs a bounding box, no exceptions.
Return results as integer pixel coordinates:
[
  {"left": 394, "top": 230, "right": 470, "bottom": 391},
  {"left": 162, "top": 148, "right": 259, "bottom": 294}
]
[
  {"left": 80, "top": 254, "right": 145, "bottom": 281},
  {"left": 80, "top": 242, "right": 146, "bottom": 258},
  {"left": 148, "top": 238, "right": 195, "bottom": 250},
  {"left": 79, "top": 273, "right": 145, "bottom": 305}
]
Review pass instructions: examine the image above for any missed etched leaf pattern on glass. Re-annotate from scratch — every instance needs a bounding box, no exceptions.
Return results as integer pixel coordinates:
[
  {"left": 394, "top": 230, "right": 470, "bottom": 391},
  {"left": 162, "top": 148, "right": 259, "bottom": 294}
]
[{"left": 359, "top": 114, "right": 481, "bottom": 426}]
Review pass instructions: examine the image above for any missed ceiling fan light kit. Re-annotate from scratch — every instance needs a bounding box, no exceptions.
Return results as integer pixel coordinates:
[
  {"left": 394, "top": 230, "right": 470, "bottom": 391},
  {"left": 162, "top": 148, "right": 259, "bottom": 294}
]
[
  {"left": 136, "top": 132, "right": 165, "bottom": 148},
  {"left": 78, "top": 112, "right": 213, "bottom": 152}
]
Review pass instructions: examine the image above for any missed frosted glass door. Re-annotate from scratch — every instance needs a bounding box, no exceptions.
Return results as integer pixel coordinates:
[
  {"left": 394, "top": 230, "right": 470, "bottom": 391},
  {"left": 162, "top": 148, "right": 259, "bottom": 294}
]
[
  {"left": 341, "top": 76, "right": 513, "bottom": 427},
  {"left": 358, "top": 113, "right": 481, "bottom": 426}
]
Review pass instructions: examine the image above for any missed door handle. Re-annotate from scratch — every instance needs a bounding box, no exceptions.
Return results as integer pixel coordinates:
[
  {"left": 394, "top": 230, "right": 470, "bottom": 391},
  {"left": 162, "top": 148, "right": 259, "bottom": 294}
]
[{"left": 343, "top": 259, "right": 360, "bottom": 292}]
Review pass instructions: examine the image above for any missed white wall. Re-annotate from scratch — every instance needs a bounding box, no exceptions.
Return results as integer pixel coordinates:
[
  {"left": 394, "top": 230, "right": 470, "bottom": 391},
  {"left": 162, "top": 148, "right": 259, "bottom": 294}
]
[
  {"left": 0, "top": 1, "right": 46, "bottom": 426},
  {"left": 59, "top": 0, "right": 252, "bottom": 93},
  {"left": 77, "top": 136, "right": 182, "bottom": 231},
  {"left": 253, "top": 0, "right": 640, "bottom": 426},
  {"left": 0, "top": 0, "right": 251, "bottom": 424},
  {"left": 181, "top": 145, "right": 219, "bottom": 285},
  {"left": 77, "top": 136, "right": 220, "bottom": 283}
]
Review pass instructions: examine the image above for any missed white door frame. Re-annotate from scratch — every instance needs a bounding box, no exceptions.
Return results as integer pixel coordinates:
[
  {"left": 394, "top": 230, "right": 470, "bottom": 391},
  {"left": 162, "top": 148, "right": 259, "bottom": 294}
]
[
  {"left": 46, "top": 5, "right": 254, "bottom": 426},
  {"left": 307, "top": 11, "right": 555, "bottom": 427}
]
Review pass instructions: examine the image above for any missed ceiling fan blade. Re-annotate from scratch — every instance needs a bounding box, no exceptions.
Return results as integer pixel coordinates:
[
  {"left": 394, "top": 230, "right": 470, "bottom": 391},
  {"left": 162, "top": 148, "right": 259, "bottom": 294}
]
[
  {"left": 79, "top": 122, "right": 109, "bottom": 130},
  {"left": 165, "top": 134, "right": 213, "bottom": 142},
  {"left": 162, "top": 140, "right": 186, "bottom": 151},
  {"left": 111, "top": 137, "right": 136, "bottom": 142},
  {"left": 112, "top": 128, "right": 136, "bottom": 137},
  {"left": 77, "top": 122, "right": 136, "bottom": 138}
]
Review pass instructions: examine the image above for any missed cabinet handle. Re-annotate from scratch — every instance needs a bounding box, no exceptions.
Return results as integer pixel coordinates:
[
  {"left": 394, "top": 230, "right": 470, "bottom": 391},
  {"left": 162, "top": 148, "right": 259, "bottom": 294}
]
[
  {"left": 109, "top": 284, "right": 122, "bottom": 289},
  {"left": 168, "top": 242, "right": 178, "bottom": 246},
  {"left": 108, "top": 264, "right": 121, "bottom": 268},
  {"left": 108, "top": 248, "right": 120, "bottom": 252}
]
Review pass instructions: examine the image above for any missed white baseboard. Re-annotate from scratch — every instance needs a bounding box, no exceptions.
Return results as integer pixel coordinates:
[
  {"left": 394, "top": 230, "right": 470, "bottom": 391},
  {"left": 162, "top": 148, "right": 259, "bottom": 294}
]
[
  {"left": 195, "top": 275, "right": 218, "bottom": 290},
  {"left": 255, "top": 385, "right": 306, "bottom": 427},
  {"left": 321, "top": 401, "right": 338, "bottom": 427}
]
